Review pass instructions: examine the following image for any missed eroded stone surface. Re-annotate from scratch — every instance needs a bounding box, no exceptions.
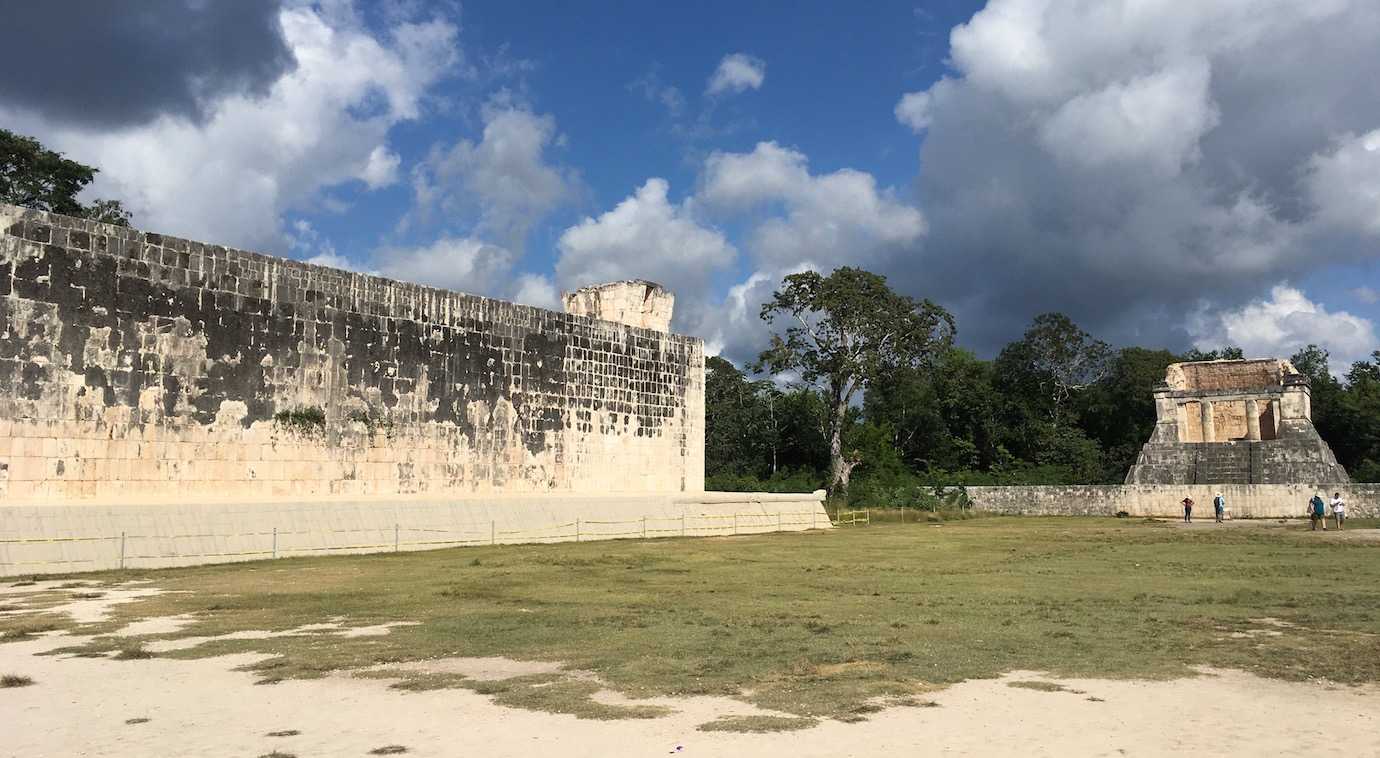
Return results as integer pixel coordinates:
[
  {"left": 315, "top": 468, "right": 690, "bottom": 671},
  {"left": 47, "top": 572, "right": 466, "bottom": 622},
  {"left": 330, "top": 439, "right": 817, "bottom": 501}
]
[{"left": 0, "top": 204, "right": 705, "bottom": 501}]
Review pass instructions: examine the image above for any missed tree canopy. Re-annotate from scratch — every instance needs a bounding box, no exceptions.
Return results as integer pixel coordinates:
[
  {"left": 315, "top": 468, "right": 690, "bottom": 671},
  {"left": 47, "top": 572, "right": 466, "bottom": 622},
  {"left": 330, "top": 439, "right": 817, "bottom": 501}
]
[
  {"left": 707, "top": 268, "right": 1380, "bottom": 503},
  {"left": 755, "top": 267, "right": 954, "bottom": 492},
  {"left": 1, "top": 129, "right": 131, "bottom": 225}
]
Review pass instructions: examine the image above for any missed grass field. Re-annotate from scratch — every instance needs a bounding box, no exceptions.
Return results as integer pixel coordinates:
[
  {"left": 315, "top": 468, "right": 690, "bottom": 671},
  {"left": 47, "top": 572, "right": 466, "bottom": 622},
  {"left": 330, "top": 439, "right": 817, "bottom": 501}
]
[{"left": 5, "top": 517, "right": 1380, "bottom": 723}]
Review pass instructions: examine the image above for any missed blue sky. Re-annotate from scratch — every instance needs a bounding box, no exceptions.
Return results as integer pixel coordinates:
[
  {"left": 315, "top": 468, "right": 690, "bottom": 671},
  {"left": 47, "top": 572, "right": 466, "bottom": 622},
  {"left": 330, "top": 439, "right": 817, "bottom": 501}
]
[
  {"left": 308, "top": 1, "right": 979, "bottom": 278},
  {"left": 3, "top": 0, "right": 1379, "bottom": 372}
]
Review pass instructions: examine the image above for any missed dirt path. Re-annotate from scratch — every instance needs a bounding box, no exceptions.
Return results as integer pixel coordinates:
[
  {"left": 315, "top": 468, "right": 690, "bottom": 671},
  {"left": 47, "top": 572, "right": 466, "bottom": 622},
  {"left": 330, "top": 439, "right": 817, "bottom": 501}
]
[{"left": 4, "top": 588, "right": 1378, "bottom": 758}]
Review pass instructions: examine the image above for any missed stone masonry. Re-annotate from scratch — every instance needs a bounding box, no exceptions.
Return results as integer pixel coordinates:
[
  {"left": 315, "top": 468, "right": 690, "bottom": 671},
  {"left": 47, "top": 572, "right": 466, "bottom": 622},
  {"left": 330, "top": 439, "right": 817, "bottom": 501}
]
[
  {"left": 563, "top": 280, "right": 675, "bottom": 332},
  {"left": 0, "top": 203, "right": 706, "bottom": 502},
  {"left": 1125, "top": 359, "right": 1347, "bottom": 484}
]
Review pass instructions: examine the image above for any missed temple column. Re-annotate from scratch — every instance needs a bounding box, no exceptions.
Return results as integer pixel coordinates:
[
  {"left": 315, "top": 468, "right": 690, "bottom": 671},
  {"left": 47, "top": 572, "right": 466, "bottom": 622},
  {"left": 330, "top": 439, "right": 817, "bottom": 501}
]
[
  {"left": 1246, "top": 399, "right": 1261, "bottom": 441},
  {"left": 1270, "top": 399, "right": 1281, "bottom": 437},
  {"left": 1201, "top": 400, "right": 1215, "bottom": 443}
]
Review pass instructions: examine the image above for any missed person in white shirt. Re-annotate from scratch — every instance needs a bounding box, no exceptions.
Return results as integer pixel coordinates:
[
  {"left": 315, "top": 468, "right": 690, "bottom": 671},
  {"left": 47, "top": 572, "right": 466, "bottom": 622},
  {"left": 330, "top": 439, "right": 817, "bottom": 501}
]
[{"left": 1330, "top": 492, "right": 1346, "bottom": 531}]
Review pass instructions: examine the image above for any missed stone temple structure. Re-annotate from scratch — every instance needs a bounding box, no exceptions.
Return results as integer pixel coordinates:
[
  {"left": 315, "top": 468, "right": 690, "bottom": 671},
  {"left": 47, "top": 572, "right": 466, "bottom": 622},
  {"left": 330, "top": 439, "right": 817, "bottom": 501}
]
[{"left": 1125, "top": 359, "right": 1349, "bottom": 484}]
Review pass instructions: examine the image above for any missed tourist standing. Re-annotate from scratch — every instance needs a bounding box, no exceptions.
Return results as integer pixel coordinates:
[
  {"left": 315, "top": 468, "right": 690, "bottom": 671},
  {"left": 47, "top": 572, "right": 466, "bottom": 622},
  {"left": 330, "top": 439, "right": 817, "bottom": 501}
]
[
  {"left": 1182, "top": 496, "right": 1194, "bottom": 523},
  {"left": 1308, "top": 492, "right": 1327, "bottom": 531},
  {"left": 1213, "top": 492, "right": 1225, "bottom": 523},
  {"left": 1331, "top": 492, "right": 1346, "bottom": 531}
]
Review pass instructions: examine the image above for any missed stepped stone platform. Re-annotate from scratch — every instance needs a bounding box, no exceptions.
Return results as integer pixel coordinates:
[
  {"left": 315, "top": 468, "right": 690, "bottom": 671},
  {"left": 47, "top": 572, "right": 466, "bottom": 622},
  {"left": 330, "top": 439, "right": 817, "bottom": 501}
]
[{"left": 1125, "top": 359, "right": 1348, "bottom": 485}]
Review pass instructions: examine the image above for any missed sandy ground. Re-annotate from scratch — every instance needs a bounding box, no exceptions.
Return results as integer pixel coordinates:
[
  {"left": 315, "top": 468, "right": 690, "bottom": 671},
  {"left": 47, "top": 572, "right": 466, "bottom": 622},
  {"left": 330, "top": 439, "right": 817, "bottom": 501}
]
[{"left": 3, "top": 584, "right": 1378, "bottom": 757}]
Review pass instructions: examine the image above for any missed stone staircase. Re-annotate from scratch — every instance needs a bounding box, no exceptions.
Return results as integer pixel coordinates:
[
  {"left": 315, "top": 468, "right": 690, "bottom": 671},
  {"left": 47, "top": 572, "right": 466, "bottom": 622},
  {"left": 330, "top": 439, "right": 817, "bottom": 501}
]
[{"left": 1194, "top": 443, "right": 1251, "bottom": 484}]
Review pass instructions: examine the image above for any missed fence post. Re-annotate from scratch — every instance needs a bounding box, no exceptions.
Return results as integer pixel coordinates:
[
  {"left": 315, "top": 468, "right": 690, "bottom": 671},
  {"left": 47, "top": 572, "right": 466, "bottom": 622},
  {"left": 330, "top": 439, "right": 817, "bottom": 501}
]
[
  {"left": 394, "top": 523, "right": 400, "bottom": 552},
  {"left": 641, "top": 516, "right": 647, "bottom": 539},
  {"left": 119, "top": 531, "right": 126, "bottom": 570},
  {"left": 576, "top": 517, "right": 581, "bottom": 542},
  {"left": 272, "top": 527, "right": 277, "bottom": 559},
  {"left": 733, "top": 513, "right": 738, "bottom": 535},
  {"left": 491, "top": 520, "right": 496, "bottom": 545}
]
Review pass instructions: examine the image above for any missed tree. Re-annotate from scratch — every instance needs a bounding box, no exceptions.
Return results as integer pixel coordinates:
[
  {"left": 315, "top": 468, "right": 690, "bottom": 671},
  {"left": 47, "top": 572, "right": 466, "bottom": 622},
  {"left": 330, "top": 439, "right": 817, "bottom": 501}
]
[
  {"left": 997, "top": 313, "right": 1111, "bottom": 427},
  {"left": 1, "top": 129, "right": 131, "bottom": 226},
  {"left": 1182, "top": 345, "right": 1244, "bottom": 361},
  {"left": 705, "top": 356, "right": 771, "bottom": 479},
  {"left": 865, "top": 347, "right": 1001, "bottom": 474},
  {"left": 1081, "top": 347, "right": 1180, "bottom": 480},
  {"left": 756, "top": 267, "right": 954, "bottom": 492}
]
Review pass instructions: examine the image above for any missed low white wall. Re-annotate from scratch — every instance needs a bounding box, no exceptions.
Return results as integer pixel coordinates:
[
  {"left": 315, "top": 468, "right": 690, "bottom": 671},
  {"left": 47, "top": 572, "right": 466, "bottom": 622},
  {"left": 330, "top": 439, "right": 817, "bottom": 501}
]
[
  {"left": 0, "top": 490, "right": 829, "bottom": 575},
  {"left": 966, "top": 483, "right": 1377, "bottom": 519}
]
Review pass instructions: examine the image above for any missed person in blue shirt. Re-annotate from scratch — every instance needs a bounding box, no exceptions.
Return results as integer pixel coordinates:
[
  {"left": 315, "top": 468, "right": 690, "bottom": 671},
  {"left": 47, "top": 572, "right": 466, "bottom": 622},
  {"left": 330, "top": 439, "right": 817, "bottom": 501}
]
[
  {"left": 1308, "top": 492, "right": 1327, "bottom": 531},
  {"left": 1213, "top": 492, "right": 1225, "bottom": 523}
]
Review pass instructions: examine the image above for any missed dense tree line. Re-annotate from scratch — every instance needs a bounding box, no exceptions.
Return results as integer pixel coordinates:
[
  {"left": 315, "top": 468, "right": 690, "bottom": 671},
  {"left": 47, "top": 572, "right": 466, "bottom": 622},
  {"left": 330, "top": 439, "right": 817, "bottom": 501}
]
[{"left": 708, "top": 267, "right": 1380, "bottom": 502}]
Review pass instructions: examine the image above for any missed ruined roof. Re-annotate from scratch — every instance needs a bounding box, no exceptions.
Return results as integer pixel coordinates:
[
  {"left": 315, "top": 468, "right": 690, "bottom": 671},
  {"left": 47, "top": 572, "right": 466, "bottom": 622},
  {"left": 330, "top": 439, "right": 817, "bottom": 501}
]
[{"left": 1164, "top": 359, "right": 1298, "bottom": 393}]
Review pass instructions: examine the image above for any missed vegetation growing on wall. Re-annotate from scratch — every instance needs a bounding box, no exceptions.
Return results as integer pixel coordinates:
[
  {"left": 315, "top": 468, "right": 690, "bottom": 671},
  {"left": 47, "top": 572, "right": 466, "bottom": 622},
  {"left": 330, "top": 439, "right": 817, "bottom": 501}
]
[{"left": 273, "top": 406, "right": 327, "bottom": 436}]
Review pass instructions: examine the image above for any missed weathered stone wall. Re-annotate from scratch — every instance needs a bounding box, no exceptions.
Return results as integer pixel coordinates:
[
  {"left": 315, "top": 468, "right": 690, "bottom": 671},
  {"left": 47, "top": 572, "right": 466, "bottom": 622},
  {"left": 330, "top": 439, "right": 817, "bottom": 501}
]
[
  {"left": 0, "top": 203, "right": 705, "bottom": 502},
  {"left": 563, "top": 280, "right": 675, "bottom": 333},
  {"left": 1169, "top": 359, "right": 1290, "bottom": 392},
  {"left": 968, "top": 484, "right": 1377, "bottom": 518}
]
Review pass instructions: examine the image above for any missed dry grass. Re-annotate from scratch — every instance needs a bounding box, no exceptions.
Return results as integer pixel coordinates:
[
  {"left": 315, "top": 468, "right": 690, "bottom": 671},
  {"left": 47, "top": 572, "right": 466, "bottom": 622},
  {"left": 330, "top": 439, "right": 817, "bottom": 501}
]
[
  {"left": 2, "top": 673, "right": 35, "bottom": 688},
  {"left": 1007, "top": 680, "right": 1075, "bottom": 693},
  {"left": 112, "top": 645, "right": 154, "bottom": 661},
  {"left": 697, "top": 715, "right": 818, "bottom": 732}
]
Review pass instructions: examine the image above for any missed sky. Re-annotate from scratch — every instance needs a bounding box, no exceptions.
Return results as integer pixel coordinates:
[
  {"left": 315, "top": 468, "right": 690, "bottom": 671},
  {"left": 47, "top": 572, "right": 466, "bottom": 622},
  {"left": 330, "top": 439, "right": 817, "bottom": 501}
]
[{"left": 3, "top": 0, "right": 1380, "bottom": 373}]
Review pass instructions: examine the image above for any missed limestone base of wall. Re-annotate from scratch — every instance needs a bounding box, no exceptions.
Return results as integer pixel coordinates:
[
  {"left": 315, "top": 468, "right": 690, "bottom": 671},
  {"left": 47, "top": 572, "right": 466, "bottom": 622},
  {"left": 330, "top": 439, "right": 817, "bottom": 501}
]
[
  {"left": 0, "top": 491, "right": 829, "bottom": 576},
  {"left": 966, "top": 483, "right": 1376, "bottom": 518}
]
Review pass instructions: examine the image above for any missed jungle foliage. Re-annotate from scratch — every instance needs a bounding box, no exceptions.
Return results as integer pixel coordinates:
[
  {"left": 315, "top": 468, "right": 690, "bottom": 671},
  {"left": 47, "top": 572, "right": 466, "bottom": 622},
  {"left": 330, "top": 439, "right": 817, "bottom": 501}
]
[{"left": 709, "top": 267, "right": 1378, "bottom": 502}]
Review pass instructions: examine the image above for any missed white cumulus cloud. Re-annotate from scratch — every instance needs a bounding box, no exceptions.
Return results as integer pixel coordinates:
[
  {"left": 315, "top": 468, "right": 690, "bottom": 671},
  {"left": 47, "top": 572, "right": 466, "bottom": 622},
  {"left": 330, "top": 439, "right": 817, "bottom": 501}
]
[
  {"left": 1189, "top": 285, "right": 1378, "bottom": 372},
  {"left": 894, "top": 91, "right": 933, "bottom": 133},
  {"left": 410, "top": 101, "right": 578, "bottom": 251},
  {"left": 699, "top": 141, "right": 926, "bottom": 269},
  {"left": 375, "top": 236, "right": 515, "bottom": 297},
  {"left": 706, "top": 53, "right": 766, "bottom": 96},
  {"left": 555, "top": 178, "right": 736, "bottom": 301}
]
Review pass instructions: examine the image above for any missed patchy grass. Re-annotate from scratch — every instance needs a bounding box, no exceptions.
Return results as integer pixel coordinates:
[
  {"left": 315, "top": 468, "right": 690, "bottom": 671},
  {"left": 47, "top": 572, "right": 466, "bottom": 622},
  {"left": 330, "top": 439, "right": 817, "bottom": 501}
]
[
  {"left": 265, "top": 730, "right": 301, "bottom": 737},
  {"left": 2, "top": 674, "right": 35, "bottom": 688},
  {"left": 112, "top": 645, "right": 155, "bottom": 660},
  {"left": 698, "top": 715, "right": 818, "bottom": 732},
  {"left": 257, "top": 752, "right": 296, "bottom": 758},
  {"left": 1007, "top": 680, "right": 1073, "bottom": 693},
  {"left": 368, "top": 747, "right": 408, "bottom": 755},
  {"left": 125, "top": 717, "right": 149, "bottom": 725},
  {"left": 6, "top": 518, "right": 1380, "bottom": 722},
  {"left": 1, "top": 619, "right": 62, "bottom": 642},
  {"left": 389, "top": 674, "right": 471, "bottom": 692}
]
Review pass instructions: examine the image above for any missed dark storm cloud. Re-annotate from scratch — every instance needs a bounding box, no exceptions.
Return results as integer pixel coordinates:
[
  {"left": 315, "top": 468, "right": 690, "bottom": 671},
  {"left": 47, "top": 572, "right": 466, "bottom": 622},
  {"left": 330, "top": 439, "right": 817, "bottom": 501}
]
[
  {"left": 892, "top": 0, "right": 1380, "bottom": 355},
  {"left": 0, "top": 0, "right": 294, "bottom": 128}
]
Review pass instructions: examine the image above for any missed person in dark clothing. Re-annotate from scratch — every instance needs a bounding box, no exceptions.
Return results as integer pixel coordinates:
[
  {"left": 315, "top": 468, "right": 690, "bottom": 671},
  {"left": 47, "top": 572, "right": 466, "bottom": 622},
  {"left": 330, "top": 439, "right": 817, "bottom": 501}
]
[
  {"left": 1182, "top": 496, "right": 1194, "bottom": 523},
  {"left": 1213, "top": 492, "right": 1225, "bottom": 523}
]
